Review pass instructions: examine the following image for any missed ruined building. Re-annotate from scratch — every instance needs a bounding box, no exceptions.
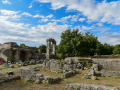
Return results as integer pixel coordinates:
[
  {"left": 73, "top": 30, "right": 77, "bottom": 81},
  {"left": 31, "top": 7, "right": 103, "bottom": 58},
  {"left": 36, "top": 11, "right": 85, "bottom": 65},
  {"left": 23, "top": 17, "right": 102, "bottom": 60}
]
[
  {"left": 0, "top": 42, "right": 38, "bottom": 62},
  {"left": 46, "top": 38, "right": 56, "bottom": 59}
]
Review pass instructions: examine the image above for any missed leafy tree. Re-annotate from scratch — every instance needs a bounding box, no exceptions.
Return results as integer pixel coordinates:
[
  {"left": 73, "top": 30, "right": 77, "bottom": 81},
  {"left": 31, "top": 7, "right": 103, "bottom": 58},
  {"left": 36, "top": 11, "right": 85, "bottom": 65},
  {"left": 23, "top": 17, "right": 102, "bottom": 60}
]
[
  {"left": 38, "top": 44, "right": 46, "bottom": 53},
  {"left": 20, "top": 43, "right": 26, "bottom": 48},
  {"left": 57, "top": 29, "right": 98, "bottom": 57},
  {"left": 113, "top": 44, "right": 120, "bottom": 55},
  {"left": 96, "top": 42, "right": 114, "bottom": 55}
]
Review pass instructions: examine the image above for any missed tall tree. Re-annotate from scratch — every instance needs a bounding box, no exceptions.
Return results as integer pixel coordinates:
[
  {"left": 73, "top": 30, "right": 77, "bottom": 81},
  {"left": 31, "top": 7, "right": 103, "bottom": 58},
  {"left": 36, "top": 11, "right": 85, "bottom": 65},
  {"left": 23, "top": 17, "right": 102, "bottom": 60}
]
[
  {"left": 38, "top": 44, "right": 46, "bottom": 53},
  {"left": 20, "top": 43, "right": 26, "bottom": 48},
  {"left": 113, "top": 44, "right": 120, "bottom": 55},
  {"left": 57, "top": 29, "right": 98, "bottom": 57}
]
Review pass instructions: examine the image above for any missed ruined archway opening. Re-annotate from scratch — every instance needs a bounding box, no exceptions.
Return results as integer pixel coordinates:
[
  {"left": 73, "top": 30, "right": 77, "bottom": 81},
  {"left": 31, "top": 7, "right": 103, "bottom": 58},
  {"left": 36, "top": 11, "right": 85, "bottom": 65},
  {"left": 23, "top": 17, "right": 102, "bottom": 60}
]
[
  {"left": 20, "top": 51, "right": 26, "bottom": 62},
  {"left": 11, "top": 50, "right": 16, "bottom": 62}
]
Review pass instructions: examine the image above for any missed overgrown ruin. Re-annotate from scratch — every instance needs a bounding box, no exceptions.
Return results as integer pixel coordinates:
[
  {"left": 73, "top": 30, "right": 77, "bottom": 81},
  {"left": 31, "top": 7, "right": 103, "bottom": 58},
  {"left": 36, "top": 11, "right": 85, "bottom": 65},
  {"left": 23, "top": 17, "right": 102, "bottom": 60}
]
[
  {"left": 1, "top": 39, "right": 120, "bottom": 90},
  {"left": 0, "top": 42, "right": 38, "bottom": 62},
  {"left": 46, "top": 38, "right": 56, "bottom": 59}
]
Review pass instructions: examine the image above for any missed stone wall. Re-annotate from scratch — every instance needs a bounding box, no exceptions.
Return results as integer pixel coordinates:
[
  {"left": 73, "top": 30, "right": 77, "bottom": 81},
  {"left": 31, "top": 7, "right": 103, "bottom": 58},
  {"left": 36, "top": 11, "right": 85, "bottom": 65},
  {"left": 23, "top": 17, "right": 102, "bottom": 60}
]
[
  {"left": 101, "top": 69, "right": 120, "bottom": 76},
  {"left": 43, "top": 60, "right": 82, "bottom": 71},
  {"left": 0, "top": 44, "right": 9, "bottom": 49},
  {"left": 66, "top": 83, "right": 120, "bottom": 90},
  {"left": 43, "top": 61, "right": 61, "bottom": 70},
  {"left": 92, "top": 59, "right": 120, "bottom": 70},
  {"left": 19, "top": 68, "right": 62, "bottom": 84}
]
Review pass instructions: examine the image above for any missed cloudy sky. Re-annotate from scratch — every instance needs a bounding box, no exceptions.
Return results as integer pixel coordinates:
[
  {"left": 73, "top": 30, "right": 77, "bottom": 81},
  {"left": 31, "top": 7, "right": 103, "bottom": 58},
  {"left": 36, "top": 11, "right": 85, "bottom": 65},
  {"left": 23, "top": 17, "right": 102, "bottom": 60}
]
[{"left": 0, "top": 0, "right": 120, "bottom": 47}]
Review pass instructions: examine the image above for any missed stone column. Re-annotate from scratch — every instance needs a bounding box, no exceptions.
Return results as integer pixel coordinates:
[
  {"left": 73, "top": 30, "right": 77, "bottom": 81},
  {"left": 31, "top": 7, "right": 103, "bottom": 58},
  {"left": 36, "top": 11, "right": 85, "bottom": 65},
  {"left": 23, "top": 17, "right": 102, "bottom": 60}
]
[
  {"left": 38, "top": 49, "right": 42, "bottom": 55},
  {"left": 46, "top": 40, "right": 51, "bottom": 59},
  {"left": 53, "top": 42, "right": 56, "bottom": 55}
]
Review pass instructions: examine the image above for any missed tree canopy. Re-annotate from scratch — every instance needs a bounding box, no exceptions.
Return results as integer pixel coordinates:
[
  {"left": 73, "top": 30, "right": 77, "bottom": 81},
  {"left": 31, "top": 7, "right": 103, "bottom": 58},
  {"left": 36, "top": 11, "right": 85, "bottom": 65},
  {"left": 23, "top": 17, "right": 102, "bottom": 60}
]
[
  {"left": 20, "top": 43, "right": 26, "bottom": 48},
  {"left": 38, "top": 44, "right": 46, "bottom": 53},
  {"left": 56, "top": 29, "right": 98, "bottom": 57},
  {"left": 113, "top": 44, "right": 120, "bottom": 55},
  {"left": 96, "top": 42, "right": 114, "bottom": 55}
]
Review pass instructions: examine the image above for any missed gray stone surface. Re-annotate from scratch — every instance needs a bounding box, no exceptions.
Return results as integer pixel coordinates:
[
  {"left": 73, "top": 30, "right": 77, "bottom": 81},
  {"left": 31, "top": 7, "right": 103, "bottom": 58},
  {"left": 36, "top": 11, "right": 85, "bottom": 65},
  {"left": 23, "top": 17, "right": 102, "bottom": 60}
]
[
  {"left": 9, "top": 64, "right": 14, "bottom": 68},
  {"left": 90, "top": 69, "right": 95, "bottom": 76},
  {"left": 91, "top": 76, "right": 98, "bottom": 80},
  {"left": 52, "top": 77, "right": 61, "bottom": 83},
  {"left": 63, "top": 71, "right": 73, "bottom": 78},
  {"left": 35, "top": 79, "right": 40, "bottom": 84},
  {"left": 93, "top": 59, "right": 120, "bottom": 71},
  {"left": 44, "top": 76, "right": 53, "bottom": 84},
  {"left": 82, "top": 74, "right": 89, "bottom": 79},
  {"left": 66, "top": 83, "right": 112, "bottom": 90},
  {"left": 101, "top": 69, "right": 120, "bottom": 76}
]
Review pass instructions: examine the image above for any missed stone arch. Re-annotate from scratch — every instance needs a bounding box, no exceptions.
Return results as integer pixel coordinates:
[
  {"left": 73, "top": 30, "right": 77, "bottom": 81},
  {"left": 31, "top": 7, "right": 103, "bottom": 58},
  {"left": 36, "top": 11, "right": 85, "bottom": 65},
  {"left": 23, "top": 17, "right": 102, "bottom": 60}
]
[{"left": 46, "top": 38, "right": 56, "bottom": 59}]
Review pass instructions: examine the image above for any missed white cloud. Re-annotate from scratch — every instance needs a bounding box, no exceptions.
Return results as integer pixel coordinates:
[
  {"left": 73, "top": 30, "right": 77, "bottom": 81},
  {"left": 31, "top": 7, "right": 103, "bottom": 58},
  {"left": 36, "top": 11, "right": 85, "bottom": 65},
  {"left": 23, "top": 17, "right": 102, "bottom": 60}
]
[
  {"left": 33, "top": 14, "right": 40, "bottom": 18},
  {"left": 0, "top": 9, "right": 71, "bottom": 46},
  {"left": 79, "top": 18, "right": 86, "bottom": 22},
  {"left": 32, "top": 22, "right": 71, "bottom": 32},
  {"left": 41, "top": 18, "right": 49, "bottom": 22},
  {"left": 71, "top": 15, "right": 79, "bottom": 22},
  {"left": 33, "top": 14, "right": 53, "bottom": 19},
  {"left": 34, "top": 0, "right": 120, "bottom": 25},
  {"left": 0, "top": 10, "right": 21, "bottom": 20},
  {"left": 82, "top": 25, "right": 94, "bottom": 30},
  {"left": 51, "top": 2, "right": 66, "bottom": 10},
  {"left": 0, "top": 10, "right": 20, "bottom": 16},
  {"left": 46, "top": 14, "right": 53, "bottom": 18},
  {"left": 51, "top": 15, "right": 72, "bottom": 23},
  {"left": 22, "top": 12, "right": 32, "bottom": 17},
  {"left": 96, "top": 23, "right": 103, "bottom": 27},
  {"left": 28, "top": 5, "right": 32, "bottom": 8},
  {"left": 2, "top": 0, "right": 11, "bottom": 4},
  {"left": 98, "top": 32, "right": 120, "bottom": 45}
]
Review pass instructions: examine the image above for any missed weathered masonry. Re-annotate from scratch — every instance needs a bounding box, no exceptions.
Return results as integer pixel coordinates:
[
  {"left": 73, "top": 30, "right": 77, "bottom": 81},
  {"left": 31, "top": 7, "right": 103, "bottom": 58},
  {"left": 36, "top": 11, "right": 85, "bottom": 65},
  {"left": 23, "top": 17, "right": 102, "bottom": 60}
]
[
  {"left": 0, "top": 42, "right": 38, "bottom": 62},
  {"left": 46, "top": 38, "right": 56, "bottom": 59}
]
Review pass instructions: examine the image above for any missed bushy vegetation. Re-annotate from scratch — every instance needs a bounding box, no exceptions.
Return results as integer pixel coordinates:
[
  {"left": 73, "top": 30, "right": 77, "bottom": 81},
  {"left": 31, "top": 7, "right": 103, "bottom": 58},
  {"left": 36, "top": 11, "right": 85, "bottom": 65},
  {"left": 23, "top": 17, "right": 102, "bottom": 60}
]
[
  {"left": 56, "top": 29, "right": 98, "bottom": 57},
  {"left": 56, "top": 29, "right": 118, "bottom": 57},
  {"left": 38, "top": 44, "right": 46, "bottom": 53},
  {"left": 38, "top": 29, "right": 120, "bottom": 57},
  {"left": 113, "top": 44, "right": 120, "bottom": 55},
  {"left": 78, "top": 59, "right": 93, "bottom": 67}
]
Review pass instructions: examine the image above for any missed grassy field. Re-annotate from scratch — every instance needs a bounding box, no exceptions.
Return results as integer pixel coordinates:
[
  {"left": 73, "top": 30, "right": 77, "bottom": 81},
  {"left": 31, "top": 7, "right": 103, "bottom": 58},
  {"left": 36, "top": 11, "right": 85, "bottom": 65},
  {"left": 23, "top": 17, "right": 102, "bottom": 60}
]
[{"left": 1, "top": 64, "right": 120, "bottom": 90}]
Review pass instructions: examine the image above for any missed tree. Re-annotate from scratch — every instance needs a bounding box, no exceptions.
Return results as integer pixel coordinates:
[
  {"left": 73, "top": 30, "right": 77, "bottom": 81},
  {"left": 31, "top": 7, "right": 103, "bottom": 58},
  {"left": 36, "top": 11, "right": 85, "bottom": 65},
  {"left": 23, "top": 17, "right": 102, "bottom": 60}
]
[
  {"left": 57, "top": 29, "right": 98, "bottom": 57},
  {"left": 113, "top": 44, "right": 120, "bottom": 55},
  {"left": 20, "top": 43, "right": 26, "bottom": 48},
  {"left": 38, "top": 44, "right": 46, "bottom": 53}
]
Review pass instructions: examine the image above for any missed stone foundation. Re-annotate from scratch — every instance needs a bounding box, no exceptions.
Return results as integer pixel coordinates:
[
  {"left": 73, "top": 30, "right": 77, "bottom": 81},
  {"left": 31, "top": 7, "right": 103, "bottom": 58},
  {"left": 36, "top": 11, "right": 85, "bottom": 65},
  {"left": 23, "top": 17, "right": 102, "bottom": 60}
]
[{"left": 66, "top": 83, "right": 120, "bottom": 90}]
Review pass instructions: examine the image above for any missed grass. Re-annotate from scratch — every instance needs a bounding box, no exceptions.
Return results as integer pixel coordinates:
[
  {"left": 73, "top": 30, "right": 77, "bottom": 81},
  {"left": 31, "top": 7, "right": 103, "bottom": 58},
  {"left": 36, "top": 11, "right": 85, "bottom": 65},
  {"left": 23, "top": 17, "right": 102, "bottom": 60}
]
[{"left": 1, "top": 64, "right": 120, "bottom": 90}]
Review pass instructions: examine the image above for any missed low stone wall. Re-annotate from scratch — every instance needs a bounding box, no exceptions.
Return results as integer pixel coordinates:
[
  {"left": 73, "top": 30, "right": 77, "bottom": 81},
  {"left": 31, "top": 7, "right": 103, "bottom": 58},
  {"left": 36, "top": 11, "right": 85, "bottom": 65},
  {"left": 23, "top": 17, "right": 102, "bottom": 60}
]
[
  {"left": 19, "top": 68, "right": 62, "bottom": 84},
  {"left": 66, "top": 83, "right": 120, "bottom": 90},
  {"left": 92, "top": 59, "right": 120, "bottom": 70},
  {"left": 101, "top": 69, "right": 120, "bottom": 76},
  {"left": 43, "top": 60, "right": 82, "bottom": 71},
  {"left": 0, "top": 76, "right": 20, "bottom": 83},
  {"left": 43, "top": 61, "right": 61, "bottom": 70}
]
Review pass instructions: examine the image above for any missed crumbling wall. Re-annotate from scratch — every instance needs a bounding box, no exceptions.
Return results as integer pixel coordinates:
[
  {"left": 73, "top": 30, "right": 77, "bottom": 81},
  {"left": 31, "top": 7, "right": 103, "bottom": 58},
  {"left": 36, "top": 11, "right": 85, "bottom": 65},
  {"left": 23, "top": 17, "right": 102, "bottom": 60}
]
[
  {"left": 93, "top": 59, "right": 120, "bottom": 70},
  {"left": 43, "top": 60, "right": 82, "bottom": 71},
  {"left": 101, "top": 69, "right": 120, "bottom": 76},
  {"left": 66, "top": 83, "right": 120, "bottom": 90}
]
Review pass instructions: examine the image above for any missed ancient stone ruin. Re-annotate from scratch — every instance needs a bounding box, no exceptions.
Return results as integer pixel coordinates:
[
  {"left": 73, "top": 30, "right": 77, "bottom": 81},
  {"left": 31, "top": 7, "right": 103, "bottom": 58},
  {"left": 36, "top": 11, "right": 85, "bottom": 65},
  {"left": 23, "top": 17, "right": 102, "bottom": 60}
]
[
  {"left": 0, "top": 42, "right": 39, "bottom": 63},
  {"left": 46, "top": 38, "right": 56, "bottom": 59}
]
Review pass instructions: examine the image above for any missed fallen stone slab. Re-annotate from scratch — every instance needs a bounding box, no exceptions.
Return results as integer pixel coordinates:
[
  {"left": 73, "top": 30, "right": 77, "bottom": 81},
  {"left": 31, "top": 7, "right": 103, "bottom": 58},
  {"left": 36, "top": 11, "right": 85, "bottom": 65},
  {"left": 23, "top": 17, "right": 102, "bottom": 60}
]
[
  {"left": 66, "top": 83, "right": 112, "bottom": 90},
  {"left": 0, "top": 76, "right": 20, "bottom": 83}
]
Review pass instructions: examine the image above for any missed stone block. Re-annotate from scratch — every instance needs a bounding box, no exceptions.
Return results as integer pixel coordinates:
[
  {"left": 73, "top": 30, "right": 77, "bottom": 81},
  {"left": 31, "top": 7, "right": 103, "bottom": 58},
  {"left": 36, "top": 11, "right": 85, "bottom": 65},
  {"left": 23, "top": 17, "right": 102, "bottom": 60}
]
[
  {"left": 91, "top": 76, "right": 98, "bottom": 80},
  {"left": 82, "top": 74, "right": 88, "bottom": 79},
  {"left": 63, "top": 71, "right": 73, "bottom": 78},
  {"left": 90, "top": 70, "right": 95, "bottom": 76},
  {"left": 35, "top": 79, "right": 40, "bottom": 84}
]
